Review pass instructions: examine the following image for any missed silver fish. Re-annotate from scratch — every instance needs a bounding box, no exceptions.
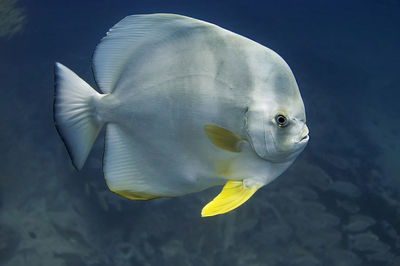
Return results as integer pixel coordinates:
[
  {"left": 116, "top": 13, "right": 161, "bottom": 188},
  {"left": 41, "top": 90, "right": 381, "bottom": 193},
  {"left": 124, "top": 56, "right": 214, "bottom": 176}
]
[{"left": 54, "top": 14, "right": 309, "bottom": 216}]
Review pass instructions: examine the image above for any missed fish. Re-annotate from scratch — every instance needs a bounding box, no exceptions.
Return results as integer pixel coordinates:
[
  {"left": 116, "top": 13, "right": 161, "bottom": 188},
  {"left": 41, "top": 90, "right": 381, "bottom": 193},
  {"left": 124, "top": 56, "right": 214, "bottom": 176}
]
[
  {"left": 336, "top": 199, "right": 361, "bottom": 214},
  {"left": 349, "top": 232, "right": 389, "bottom": 253},
  {"left": 53, "top": 13, "right": 309, "bottom": 217},
  {"left": 330, "top": 181, "right": 362, "bottom": 198},
  {"left": 344, "top": 214, "right": 376, "bottom": 232}
]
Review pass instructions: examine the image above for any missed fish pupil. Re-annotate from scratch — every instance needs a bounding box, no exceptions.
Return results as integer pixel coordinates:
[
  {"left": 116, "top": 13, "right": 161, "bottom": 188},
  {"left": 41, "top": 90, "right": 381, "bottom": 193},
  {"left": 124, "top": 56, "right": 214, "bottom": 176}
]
[{"left": 276, "top": 115, "right": 288, "bottom": 127}]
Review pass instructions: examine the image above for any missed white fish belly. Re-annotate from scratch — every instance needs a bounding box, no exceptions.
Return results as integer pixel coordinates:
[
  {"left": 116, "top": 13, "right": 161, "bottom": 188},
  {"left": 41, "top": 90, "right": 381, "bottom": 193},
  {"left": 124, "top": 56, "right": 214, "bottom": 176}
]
[{"left": 103, "top": 75, "right": 249, "bottom": 196}]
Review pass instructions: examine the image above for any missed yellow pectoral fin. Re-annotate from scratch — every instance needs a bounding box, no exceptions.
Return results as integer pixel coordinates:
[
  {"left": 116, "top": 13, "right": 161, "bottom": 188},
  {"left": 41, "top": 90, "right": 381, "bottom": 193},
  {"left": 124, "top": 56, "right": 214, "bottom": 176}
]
[
  {"left": 201, "top": 180, "right": 261, "bottom": 217},
  {"left": 204, "top": 124, "right": 244, "bottom": 152}
]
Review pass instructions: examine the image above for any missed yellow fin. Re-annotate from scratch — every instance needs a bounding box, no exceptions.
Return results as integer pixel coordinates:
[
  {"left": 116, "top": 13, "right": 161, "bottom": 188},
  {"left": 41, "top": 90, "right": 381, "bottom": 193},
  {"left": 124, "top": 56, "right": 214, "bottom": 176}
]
[
  {"left": 111, "top": 189, "right": 162, "bottom": 201},
  {"left": 201, "top": 180, "right": 261, "bottom": 217},
  {"left": 204, "top": 124, "right": 243, "bottom": 152}
]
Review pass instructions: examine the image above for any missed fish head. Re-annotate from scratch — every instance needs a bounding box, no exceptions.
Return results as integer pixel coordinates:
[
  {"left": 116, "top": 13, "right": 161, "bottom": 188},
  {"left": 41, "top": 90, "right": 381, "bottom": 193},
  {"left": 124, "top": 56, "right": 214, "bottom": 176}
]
[{"left": 246, "top": 66, "right": 309, "bottom": 163}]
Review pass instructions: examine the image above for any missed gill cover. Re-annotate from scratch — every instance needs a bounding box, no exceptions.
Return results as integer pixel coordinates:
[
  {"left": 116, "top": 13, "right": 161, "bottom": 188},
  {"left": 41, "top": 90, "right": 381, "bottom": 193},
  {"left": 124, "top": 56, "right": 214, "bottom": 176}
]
[{"left": 246, "top": 107, "right": 268, "bottom": 158}]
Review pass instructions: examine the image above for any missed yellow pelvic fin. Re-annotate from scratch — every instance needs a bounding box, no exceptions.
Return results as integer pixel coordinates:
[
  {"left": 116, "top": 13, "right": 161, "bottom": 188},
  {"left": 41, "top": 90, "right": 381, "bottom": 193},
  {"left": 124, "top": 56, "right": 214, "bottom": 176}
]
[
  {"left": 204, "top": 124, "right": 244, "bottom": 152},
  {"left": 111, "top": 189, "right": 162, "bottom": 201},
  {"left": 201, "top": 180, "right": 261, "bottom": 217}
]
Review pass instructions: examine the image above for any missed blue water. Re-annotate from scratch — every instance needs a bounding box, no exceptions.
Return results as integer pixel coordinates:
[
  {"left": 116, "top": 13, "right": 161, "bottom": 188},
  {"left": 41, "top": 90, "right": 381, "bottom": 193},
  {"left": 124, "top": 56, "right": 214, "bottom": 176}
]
[{"left": 1, "top": 0, "right": 399, "bottom": 265}]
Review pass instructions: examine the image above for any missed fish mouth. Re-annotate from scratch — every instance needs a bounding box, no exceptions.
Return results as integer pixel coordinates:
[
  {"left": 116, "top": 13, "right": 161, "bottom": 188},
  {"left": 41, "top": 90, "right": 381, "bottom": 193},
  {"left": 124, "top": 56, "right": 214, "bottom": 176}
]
[
  {"left": 299, "top": 134, "right": 309, "bottom": 142},
  {"left": 298, "top": 126, "right": 309, "bottom": 143}
]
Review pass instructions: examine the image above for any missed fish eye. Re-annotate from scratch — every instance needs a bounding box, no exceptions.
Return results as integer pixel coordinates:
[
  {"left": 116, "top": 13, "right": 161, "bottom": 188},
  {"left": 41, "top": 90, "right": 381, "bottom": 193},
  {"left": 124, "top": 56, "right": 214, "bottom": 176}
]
[{"left": 275, "top": 114, "right": 288, "bottom": 127}]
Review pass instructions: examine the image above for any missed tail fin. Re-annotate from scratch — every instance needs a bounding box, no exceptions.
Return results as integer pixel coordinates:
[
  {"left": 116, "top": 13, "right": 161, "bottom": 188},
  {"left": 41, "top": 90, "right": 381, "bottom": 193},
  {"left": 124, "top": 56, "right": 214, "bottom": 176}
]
[{"left": 54, "top": 62, "right": 104, "bottom": 170}]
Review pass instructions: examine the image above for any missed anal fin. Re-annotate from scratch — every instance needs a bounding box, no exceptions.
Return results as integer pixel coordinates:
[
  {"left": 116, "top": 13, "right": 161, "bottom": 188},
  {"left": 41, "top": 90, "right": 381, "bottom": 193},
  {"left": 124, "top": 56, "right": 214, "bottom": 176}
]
[
  {"left": 103, "top": 124, "right": 165, "bottom": 200},
  {"left": 111, "top": 189, "right": 162, "bottom": 201},
  {"left": 201, "top": 180, "right": 261, "bottom": 217}
]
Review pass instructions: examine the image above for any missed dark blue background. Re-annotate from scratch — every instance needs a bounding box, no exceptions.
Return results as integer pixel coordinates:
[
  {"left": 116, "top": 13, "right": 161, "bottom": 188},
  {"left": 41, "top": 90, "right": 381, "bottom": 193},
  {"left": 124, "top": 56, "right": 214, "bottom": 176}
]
[{"left": 1, "top": 0, "right": 399, "bottom": 265}]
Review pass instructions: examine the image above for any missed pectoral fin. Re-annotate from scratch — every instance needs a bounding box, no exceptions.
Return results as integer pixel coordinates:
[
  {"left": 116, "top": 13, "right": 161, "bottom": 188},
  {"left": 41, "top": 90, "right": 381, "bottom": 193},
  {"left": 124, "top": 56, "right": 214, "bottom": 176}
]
[
  {"left": 201, "top": 180, "right": 261, "bottom": 217},
  {"left": 204, "top": 124, "right": 244, "bottom": 152}
]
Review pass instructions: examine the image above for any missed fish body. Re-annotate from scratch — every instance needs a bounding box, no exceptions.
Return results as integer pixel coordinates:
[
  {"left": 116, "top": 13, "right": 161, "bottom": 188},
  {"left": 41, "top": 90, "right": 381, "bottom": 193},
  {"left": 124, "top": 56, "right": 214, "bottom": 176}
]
[
  {"left": 344, "top": 215, "right": 376, "bottom": 232},
  {"left": 54, "top": 14, "right": 309, "bottom": 216}
]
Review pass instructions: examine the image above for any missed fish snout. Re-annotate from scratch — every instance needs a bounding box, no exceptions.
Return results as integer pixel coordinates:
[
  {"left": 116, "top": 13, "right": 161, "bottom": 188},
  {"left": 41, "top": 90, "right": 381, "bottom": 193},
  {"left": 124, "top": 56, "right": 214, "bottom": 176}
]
[{"left": 298, "top": 125, "right": 309, "bottom": 143}]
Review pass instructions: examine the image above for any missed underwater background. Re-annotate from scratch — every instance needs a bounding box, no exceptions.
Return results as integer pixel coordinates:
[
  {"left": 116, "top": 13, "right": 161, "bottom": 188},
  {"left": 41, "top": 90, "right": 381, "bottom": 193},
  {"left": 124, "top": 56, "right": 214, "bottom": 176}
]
[{"left": 1, "top": 0, "right": 400, "bottom": 265}]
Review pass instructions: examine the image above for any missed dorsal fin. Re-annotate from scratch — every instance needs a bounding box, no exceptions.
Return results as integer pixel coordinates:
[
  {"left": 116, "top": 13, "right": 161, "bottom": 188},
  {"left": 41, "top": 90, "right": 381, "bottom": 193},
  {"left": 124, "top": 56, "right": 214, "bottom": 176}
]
[{"left": 92, "top": 14, "right": 214, "bottom": 93}]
